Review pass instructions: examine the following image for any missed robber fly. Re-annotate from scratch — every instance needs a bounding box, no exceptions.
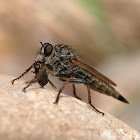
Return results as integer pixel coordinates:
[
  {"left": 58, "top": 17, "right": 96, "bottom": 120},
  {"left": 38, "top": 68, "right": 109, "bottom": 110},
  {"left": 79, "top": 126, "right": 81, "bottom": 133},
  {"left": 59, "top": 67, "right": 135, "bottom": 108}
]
[{"left": 12, "top": 42, "right": 129, "bottom": 116}]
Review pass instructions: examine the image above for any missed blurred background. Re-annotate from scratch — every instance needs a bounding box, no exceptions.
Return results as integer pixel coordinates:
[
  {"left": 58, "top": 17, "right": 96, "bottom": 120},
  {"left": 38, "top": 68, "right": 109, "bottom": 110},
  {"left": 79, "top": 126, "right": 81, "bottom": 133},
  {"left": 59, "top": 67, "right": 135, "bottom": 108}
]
[{"left": 0, "top": 0, "right": 140, "bottom": 132}]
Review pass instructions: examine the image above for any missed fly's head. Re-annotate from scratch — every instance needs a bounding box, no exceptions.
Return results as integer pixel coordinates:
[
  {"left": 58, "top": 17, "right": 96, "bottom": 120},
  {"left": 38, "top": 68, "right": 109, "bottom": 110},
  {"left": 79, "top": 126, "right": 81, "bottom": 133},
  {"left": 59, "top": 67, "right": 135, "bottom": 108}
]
[
  {"left": 37, "top": 42, "right": 78, "bottom": 75},
  {"left": 36, "top": 42, "right": 53, "bottom": 62}
]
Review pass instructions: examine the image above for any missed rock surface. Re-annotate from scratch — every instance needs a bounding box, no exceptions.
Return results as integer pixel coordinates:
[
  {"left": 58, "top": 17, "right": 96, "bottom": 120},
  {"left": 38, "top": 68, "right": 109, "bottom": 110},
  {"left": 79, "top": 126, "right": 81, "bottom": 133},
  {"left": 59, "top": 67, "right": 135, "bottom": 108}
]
[{"left": 0, "top": 74, "right": 139, "bottom": 140}]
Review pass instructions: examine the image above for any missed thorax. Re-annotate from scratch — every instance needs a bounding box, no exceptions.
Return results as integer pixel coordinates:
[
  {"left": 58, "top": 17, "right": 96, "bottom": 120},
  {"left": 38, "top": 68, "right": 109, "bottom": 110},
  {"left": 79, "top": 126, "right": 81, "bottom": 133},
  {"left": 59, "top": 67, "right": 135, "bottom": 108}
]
[{"left": 45, "top": 44, "right": 76, "bottom": 75}]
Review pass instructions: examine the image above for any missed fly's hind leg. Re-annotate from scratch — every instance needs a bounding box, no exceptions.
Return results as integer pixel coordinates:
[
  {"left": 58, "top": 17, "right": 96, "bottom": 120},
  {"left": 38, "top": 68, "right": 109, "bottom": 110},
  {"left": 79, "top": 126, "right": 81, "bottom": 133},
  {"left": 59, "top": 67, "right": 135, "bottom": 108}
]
[
  {"left": 87, "top": 83, "right": 104, "bottom": 116},
  {"left": 11, "top": 63, "right": 35, "bottom": 85}
]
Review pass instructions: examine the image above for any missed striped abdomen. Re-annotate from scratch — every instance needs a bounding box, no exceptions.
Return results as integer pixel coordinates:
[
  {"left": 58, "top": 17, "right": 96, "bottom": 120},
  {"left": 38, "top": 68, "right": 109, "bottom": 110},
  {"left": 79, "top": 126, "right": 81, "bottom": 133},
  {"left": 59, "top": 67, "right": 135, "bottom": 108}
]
[
  {"left": 71, "top": 66, "right": 128, "bottom": 103},
  {"left": 87, "top": 77, "right": 128, "bottom": 103}
]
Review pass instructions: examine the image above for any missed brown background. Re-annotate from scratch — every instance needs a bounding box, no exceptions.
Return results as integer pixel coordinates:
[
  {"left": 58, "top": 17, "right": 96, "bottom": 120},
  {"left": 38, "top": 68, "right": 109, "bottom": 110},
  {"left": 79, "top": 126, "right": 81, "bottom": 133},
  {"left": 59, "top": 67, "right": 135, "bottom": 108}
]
[{"left": 0, "top": 0, "right": 140, "bottom": 132}]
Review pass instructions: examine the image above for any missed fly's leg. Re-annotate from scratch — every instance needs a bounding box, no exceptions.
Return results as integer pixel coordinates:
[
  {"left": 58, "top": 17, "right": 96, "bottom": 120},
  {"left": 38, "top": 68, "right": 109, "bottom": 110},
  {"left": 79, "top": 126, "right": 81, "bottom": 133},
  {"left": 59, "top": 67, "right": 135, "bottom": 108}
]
[
  {"left": 48, "top": 79, "right": 56, "bottom": 89},
  {"left": 87, "top": 83, "right": 104, "bottom": 116},
  {"left": 72, "top": 84, "right": 81, "bottom": 100},
  {"left": 22, "top": 77, "right": 37, "bottom": 92},
  {"left": 25, "top": 79, "right": 37, "bottom": 84},
  {"left": 45, "top": 71, "right": 56, "bottom": 89},
  {"left": 59, "top": 78, "right": 86, "bottom": 100},
  {"left": 11, "top": 63, "right": 35, "bottom": 85},
  {"left": 22, "top": 65, "right": 47, "bottom": 92},
  {"left": 54, "top": 78, "right": 70, "bottom": 104}
]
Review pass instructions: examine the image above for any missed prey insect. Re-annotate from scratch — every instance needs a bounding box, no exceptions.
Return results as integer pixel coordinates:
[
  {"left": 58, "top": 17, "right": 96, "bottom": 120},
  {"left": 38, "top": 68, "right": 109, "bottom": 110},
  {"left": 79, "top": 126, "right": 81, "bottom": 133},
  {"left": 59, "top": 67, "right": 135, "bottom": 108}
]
[
  {"left": 12, "top": 61, "right": 56, "bottom": 91},
  {"left": 12, "top": 42, "right": 129, "bottom": 116}
]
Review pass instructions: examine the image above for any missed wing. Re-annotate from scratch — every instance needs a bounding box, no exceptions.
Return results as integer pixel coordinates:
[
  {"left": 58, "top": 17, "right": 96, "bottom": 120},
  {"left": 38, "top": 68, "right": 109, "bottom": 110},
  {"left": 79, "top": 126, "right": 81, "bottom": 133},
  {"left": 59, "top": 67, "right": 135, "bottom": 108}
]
[{"left": 71, "top": 58, "right": 117, "bottom": 86}]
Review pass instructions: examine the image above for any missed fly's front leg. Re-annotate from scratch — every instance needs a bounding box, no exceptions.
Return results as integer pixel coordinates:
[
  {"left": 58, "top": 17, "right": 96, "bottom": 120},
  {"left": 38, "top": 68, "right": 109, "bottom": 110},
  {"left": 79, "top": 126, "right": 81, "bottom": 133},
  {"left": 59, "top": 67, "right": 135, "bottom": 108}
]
[
  {"left": 11, "top": 63, "right": 35, "bottom": 85},
  {"left": 23, "top": 65, "right": 47, "bottom": 92},
  {"left": 22, "top": 77, "right": 37, "bottom": 92},
  {"left": 25, "top": 79, "right": 38, "bottom": 84}
]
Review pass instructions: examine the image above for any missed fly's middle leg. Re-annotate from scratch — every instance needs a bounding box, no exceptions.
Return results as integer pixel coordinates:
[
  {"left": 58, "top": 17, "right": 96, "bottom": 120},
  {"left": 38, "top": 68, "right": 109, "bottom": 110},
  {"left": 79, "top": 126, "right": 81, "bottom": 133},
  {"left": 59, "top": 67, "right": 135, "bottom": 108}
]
[{"left": 72, "top": 84, "right": 81, "bottom": 100}]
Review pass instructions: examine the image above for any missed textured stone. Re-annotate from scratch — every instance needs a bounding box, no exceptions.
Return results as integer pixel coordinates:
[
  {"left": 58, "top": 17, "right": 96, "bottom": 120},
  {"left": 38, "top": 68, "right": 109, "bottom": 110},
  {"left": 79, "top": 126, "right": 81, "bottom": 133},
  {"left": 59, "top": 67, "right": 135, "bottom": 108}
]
[{"left": 0, "top": 74, "right": 139, "bottom": 140}]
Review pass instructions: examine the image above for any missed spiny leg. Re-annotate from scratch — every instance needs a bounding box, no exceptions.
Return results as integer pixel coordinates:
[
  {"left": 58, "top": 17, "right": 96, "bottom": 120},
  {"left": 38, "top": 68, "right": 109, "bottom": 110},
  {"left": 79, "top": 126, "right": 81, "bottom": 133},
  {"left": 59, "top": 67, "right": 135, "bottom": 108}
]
[
  {"left": 23, "top": 65, "right": 47, "bottom": 92},
  {"left": 11, "top": 63, "right": 35, "bottom": 85},
  {"left": 72, "top": 84, "right": 81, "bottom": 100},
  {"left": 54, "top": 78, "right": 70, "bottom": 104},
  {"left": 87, "top": 83, "right": 104, "bottom": 116}
]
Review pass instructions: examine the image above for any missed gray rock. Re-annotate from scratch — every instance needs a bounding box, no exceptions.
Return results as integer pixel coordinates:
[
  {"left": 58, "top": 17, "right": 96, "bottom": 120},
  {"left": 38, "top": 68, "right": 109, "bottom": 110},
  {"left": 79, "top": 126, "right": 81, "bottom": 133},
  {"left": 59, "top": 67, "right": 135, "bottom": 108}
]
[{"left": 0, "top": 74, "right": 139, "bottom": 140}]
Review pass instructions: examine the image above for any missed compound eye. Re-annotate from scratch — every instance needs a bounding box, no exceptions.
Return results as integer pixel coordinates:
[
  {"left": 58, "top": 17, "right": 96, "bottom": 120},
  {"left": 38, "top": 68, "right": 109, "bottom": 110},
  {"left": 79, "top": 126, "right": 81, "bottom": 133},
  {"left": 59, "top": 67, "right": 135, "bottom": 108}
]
[{"left": 44, "top": 44, "right": 53, "bottom": 56}]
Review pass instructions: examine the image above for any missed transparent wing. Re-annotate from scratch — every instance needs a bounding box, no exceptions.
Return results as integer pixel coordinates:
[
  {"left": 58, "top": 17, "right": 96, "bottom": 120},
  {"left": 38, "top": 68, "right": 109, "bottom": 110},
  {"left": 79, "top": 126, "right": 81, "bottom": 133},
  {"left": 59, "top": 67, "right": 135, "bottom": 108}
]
[{"left": 71, "top": 58, "right": 117, "bottom": 86}]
